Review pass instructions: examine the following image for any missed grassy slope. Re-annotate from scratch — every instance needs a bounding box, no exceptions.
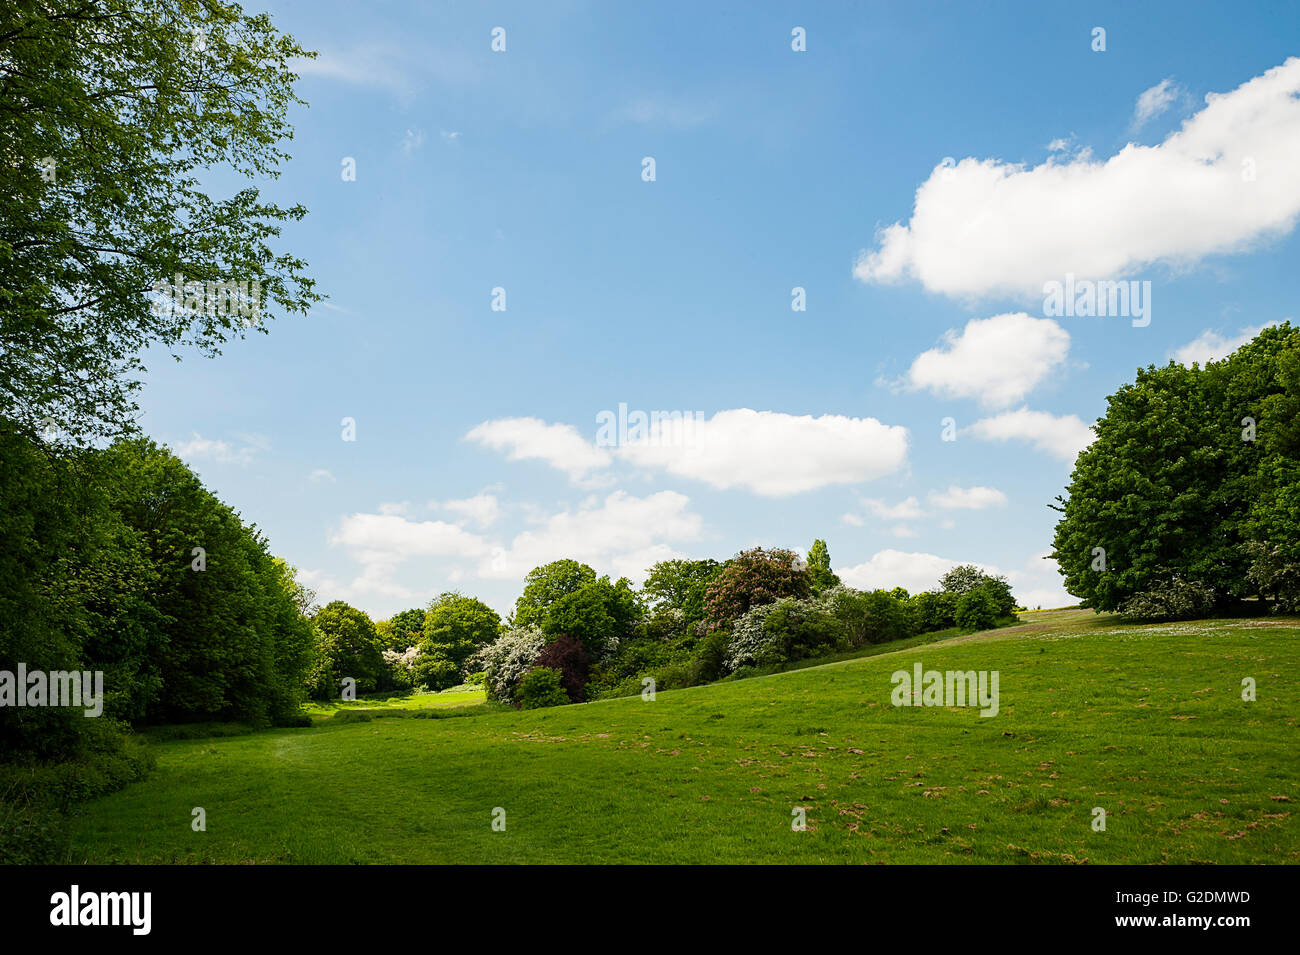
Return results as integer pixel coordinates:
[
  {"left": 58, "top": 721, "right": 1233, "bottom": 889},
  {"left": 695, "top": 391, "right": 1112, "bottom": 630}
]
[{"left": 68, "top": 610, "right": 1299, "bottom": 864}]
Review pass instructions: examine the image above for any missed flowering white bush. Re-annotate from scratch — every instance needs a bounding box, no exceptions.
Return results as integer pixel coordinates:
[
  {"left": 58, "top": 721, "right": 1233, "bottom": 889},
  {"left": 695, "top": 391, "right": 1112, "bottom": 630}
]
[
  {"left": 723, "top": 601, "right": 784, "bottom": 672},
  {"left": 472, "top": 626, "right": 546, "bottom": 702},
  {"left": 382, "top": 646, "right": 420, "bottom": 670}
]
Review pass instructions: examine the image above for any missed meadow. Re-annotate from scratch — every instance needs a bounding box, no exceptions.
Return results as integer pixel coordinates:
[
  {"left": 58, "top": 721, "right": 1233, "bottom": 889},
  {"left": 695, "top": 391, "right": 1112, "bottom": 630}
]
[{"left": 67, "top": 610, "right": 1299, "bottom": 864}]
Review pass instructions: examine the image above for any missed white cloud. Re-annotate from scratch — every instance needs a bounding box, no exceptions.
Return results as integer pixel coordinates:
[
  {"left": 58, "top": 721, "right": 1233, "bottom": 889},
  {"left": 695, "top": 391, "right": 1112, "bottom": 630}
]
[
  {"left": 436, "top": 493, "right": 501, "bottom": 529},
  {"left": 860, "top": 496, "right": 927, "bottom": 520},
  {"left": 477, "top": 490, "right": 703, "bottom": 582},
  {"left": 839, "top": 549, "right": 998, "bottom": 593},
  {"left": 840, "top": 512, "right": 865, "bottom": 527},
  {"left": 854, "top": 58, "right": 1300, "bottom": 299},
  {"left": 308, "top": 469, "right": 336, "bottom": 484},
  {"left": 1170, "top": 321, "right": 1278, "bottom": 367},
  {"left": 928, "top": 485, "right": 1008, "bottom": 510},
  {"left": 890, "top": 525, "right": 919, "bottom": 539},
  {"left": 466, "top": 417, "right": 613, "bottom": 485},
  {"left": 1132, "top": 77, "right": 1181, "bottom": 128},
  {"left": 968, "top": 408, "right": 1095, "bottom": 462},
  {"left": 471, "top": 409, "right": 909, "bottom": 497},
  {"left": 619, "top": 409, "right": 909, "bottom": 496},
  {"left": 329, "top": 513, "right": 491, "bottom": 599},
  {"left": 172, "top": 432, "right": 265, "bottom": 467},
  {"left": 378, "top": 501, "right": 411, "bottom": 516},
  {"left": 904, "top": 314, "right": 1070, "bottom": 407}
]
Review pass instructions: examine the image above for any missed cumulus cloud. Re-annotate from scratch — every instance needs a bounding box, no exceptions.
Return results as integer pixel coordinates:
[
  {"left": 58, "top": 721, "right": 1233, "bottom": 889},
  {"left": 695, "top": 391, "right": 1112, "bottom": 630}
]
[
  {"left": 466, "top": 417, "right": 612, "bottom": 485},
  {"left": 329, "top": 491, "right": 702, "bottom": 596},
  {"left": 470, "top": 409, "right": 910, "bottom": 497},
  {"left": 308, "top": 469, "right": 336, "bottom": 484},
  {"left": 435, "top": 493, "right": 501, "bottom": 529},
  {"left": 860, "top": 496, "right": 927, "bottom": 520},
  {"left": 839, "top": 549, "right": 999, "bottom": 593},
  {"left": 967, "top": 408, "right": 1095, "bottom": 462},
  {"left": 854, "top": 58, "right": 1300, "bottom": 299},
  {"left": 618, "top": 409, "right": 909, "bottom": 496},
  {"left": 904, "top": 314, "right": 1070, "bottom": 407},
  {"left": 1170, "top": 321, "right": 1279, "bottom": 367},
  {"left": 478, "top": 490, "right": 703, "bottom": 581},
  {"left": 928, "top": 485, "right": 1008, "bottom": 510}
]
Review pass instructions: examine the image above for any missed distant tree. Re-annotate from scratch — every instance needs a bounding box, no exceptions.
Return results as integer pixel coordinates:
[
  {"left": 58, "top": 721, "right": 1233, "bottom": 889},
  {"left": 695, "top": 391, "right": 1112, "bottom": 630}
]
[
  {"left": 540, "top": 576, "right": 638, "bottom": 661},
  {"left": 938, "top": 565, "right": 989, "bottom": 596},
  {"left": 420, "top": 593, "right": 501, "bottom": 670},
  {"left": 512, "top": 559, "right": 597, "bottom": 628},
  {"left": 312, "top": 601, "right": 385, "bottom": 696},
  {"left": 806, "top": 539, "right": 842, "bottom": 595},
  {"left": 641, "top": 558, "right": 722, "bottom": 625},
  {"left": 386, "top": 608, "right": 426, "bottom": 650},
  {"left": 705, "top": 547, "right": 810, "bottom": 628}
]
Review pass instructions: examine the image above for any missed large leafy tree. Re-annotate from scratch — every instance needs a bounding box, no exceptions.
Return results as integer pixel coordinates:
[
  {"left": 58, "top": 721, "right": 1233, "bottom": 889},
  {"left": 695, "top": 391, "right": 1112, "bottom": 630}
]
[
  {"left": 511, "top": 559, "right": 597, "bottom": 629},
  {"left": 1052, "top": 323, "right": 1300, "bottom": 613},
  {"left": 0, "top": 0, "right": 319, "bottom": 441},
  {"left": 420, "top": 593, "right": 501, "bottom": 670},
  {"left": 311, "top": 601, "right": 385, "bottom": 696}
]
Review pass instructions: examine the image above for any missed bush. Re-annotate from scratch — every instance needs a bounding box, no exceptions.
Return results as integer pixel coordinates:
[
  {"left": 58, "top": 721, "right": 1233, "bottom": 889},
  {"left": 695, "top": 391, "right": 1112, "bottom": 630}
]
[
  {"left": 516, "top": 667, "right": 570, "bottom": 709},
  {"left": 908, "top": 591, "right": 957, "bottom": 633},
  {"left": 1116, "top": 578, "right": 1216, "bottom": 622},
  {"left": 955, "top": 589, "right": 1000, "bottom": 630},
  {"left": 724, "top": 596, "right": 843, "bottom": 672},
  {"left": 473, "top": 626, "right": 546, "bottom": 703},
  {"left": 410, "top": 652, "right": 461, "bottom": 692},
  {"left": 535, "top": 634, "right": 591, "bottom": 702},
  {"left": 826, "top": 587, "right": 913, "bottom": 645},
  {"left": 705, "top": 547, "right": 811, "bottom": 627}
]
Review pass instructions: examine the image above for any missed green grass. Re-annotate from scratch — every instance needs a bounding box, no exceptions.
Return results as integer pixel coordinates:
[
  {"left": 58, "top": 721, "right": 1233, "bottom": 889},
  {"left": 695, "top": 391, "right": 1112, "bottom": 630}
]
[
  {"left": 299, "top": 686, "right": 487, "bottom": 723},
  {"left": 67, "top": 610, "right": 1300, "bottom": 863}
]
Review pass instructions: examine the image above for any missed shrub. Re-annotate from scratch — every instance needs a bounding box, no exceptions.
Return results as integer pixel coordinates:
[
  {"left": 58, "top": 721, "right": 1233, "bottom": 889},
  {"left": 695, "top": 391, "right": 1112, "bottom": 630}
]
[
  {"left": 908, "top": 591, "right": 957, "bottom": 633},
  {"left": 826, "top": 587, "right": 912, "bottom": 645},
  {"left": 955, "top": 589, "right": 1000, "bottom": 631},
  {"left": 516, "top": 667, "right": 570, "bottom": 709},
  {"left": 410, "top": 652, "right": 461, "bottom": 692},
  {"left": 535, "top": 634, "right": 591, "bottom": 702},
  {"left": 1116, "top": 578, "right": 1216, "bottom": 622},
  {"left": 473, "top": 626, "right": 546, "bottom": 703}
]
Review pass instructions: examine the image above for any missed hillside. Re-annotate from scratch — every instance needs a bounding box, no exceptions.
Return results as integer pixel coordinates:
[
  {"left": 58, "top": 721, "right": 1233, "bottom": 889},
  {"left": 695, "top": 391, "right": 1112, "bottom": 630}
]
[{"left": 68, "top": 610, "right": 1300, "bottom": 864}]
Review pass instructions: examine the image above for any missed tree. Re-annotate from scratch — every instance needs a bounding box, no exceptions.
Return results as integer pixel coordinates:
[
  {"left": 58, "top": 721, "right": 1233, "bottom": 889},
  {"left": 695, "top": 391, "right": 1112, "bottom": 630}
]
[
  {"left": 806, "top": 539, "right": 841, "bottom": 594},
  {"left": 1051, "top": 324, "right": 1300, "bottom": 612},
  {"left": 512, "top": 559, "right": 597, "bottom": 628},
  {"left": 641, "top": 558, "right": 721, "bottom": 626},
  {"left": 312, "top": 601, "right": 385, "bottom": 696},
  {"left": 540, "top": 576, "right": 638, "bottom": 661},
  {"left": 0, "top": 0, "right": 320, "bottom": 441},
  {"left": 420, "top": 593, "right": 501, "bottom": 670},
  {"left": 377, "top": 608, "right": 425, "bottom": 651},
  {"left": 704, "top": 547, "right": 810, "bottom": 628}
]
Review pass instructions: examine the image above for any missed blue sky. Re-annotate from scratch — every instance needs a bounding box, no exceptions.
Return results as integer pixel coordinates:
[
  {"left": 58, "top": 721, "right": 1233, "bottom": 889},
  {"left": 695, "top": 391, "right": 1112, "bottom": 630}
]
[{"left": 136, "top": 1, "right": 1300, "bottom": 618}]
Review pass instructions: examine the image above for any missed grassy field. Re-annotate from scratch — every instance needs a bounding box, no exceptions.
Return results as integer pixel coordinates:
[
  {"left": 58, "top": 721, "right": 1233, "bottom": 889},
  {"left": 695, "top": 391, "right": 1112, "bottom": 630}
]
[
  {"left": 299, "top": 686, "right": 487, "bottom": 723},
  {"left": 68, "top": 610, "right": 1300, "bottom": 863}
]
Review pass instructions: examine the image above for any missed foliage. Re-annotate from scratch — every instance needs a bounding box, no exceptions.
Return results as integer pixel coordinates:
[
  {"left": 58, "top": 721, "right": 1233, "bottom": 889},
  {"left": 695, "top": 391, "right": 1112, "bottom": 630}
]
[
  {"left": 512, "top": 559, "right": 597, "bottom": 629},
  {"left": 806, "top": 539, "right": 841, "bottom": 594},
  {"left": 516, "top": 668, "right": 570, "bottom": 710},
  {"left": 954, "top": 588, "right": 1000, "bottom": 630},
  {"left": 641, "top": 558, "right": 722, "bottom": 627},
  {"left": 1052, "top": 324, "right": 1300, "bottom": 612},
  {"left": 420, "top": 593, "right": 501, "bottom": 670},
  {"left": 0, "top": 0, "right": 320, "bottom": 441},
  {"left": 1115, "top": 579, "right": 1217, "bottom": 622},
  {"left": 538, "top": 575, "right": 637, "bottom": 662},
  {"left": 311, "top": 601, "right": 385, "bottom": 698},
  {"left": 473, "top": 626, "right": 546, "bottom": 704},
  {"left": 704, "top": 547, "right": 811, "bottom": 628},
  {"left": 535, "top": 634, "right": 591, "bottom": 703}
]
